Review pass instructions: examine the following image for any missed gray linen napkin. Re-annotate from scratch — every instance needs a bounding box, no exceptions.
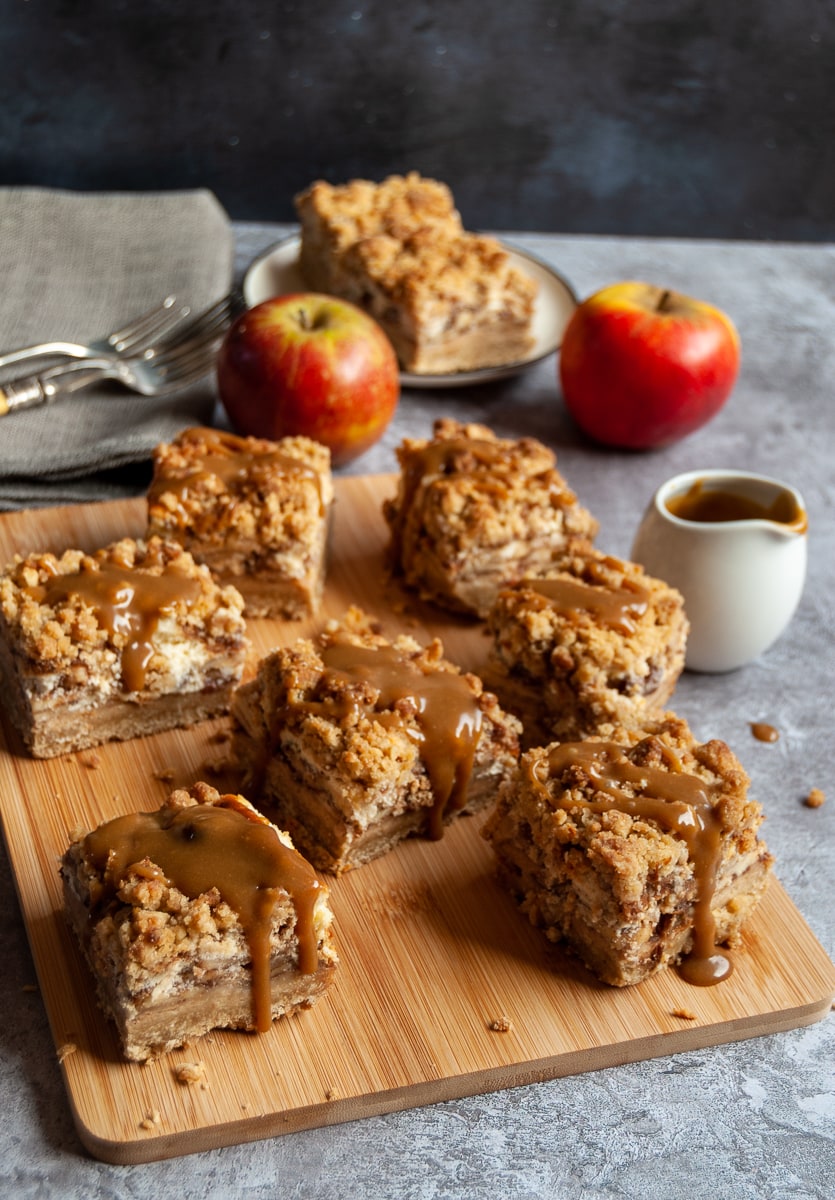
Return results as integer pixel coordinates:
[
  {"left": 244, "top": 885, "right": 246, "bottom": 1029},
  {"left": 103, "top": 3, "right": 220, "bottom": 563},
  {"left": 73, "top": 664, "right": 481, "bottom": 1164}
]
[{"left": 0, "top": 187, "right": 234, "bottom": 510}]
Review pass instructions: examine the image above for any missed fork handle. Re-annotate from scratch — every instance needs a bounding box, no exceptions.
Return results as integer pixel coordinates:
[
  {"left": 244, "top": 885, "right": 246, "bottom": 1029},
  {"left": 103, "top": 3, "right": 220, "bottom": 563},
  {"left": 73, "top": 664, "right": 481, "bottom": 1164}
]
[
  {"left": 0, "top": 361, "right": 109, "bottom": 416},
  {"left": 0, "top": 342, "right": 86, "bottom": 370},
  {"left": 0, "top": 377, "right": 47, "bottom": 415}
]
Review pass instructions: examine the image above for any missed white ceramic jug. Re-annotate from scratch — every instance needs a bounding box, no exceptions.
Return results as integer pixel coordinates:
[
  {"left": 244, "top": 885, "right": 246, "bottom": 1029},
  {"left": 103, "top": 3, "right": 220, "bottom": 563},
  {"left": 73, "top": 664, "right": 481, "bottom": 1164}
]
[{"left": 631, "top": 469, "right": 807, "bottom": 673}]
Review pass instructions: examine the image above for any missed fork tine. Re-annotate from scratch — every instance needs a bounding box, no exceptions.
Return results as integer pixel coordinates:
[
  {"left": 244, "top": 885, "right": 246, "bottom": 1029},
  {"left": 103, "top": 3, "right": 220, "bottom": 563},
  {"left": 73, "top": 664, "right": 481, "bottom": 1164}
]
[
  {"left": 106, "top": 296, "right": 180, "bottom": 350},
  {"left": 113, "top": 301, "right": 193, "bottom": 355},
  {"left": 145, "top": 293, "right": 235, "bottom": 358},
  {"left": 157, "top": 342, "right": 220, "bottom": 383},
  {"left": 157, "top": 349, "right": 218, "bottom": 391},
  {"left": 153, "top": 319, "right": 228, "bottom": 371}
]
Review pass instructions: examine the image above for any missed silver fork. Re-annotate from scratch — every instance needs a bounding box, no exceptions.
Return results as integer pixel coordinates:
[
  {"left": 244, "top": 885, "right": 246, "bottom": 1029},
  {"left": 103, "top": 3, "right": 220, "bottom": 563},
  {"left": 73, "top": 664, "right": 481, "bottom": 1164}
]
[
  {"left": 0, "top": 301, "right": 232, "bottom": 416},
  {"left": 0, "top": 295, "right": 190, "bottom": 370}
]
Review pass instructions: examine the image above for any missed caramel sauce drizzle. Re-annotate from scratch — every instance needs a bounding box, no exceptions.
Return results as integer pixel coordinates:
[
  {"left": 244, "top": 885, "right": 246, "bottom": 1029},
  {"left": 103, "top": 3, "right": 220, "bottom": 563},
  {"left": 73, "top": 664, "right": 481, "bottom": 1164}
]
[
  {"left": 528, "top": 576, "right": 650, "bottom": 635},
  {"left": 751, "top": 722, "right": 779, "bottom": 743},
  {"left": 149, "top": 427, "right": 324, "bottom": 520},
  {"left": 527, "top": 740, "right": 732, "bottom": 986},
  {"left": 667, "top": 479, "right": 807, "bottom": 532},
  {"left": 31, "top": 560, "right": 202, "bottom": 691},
  {"left": 82, "top": 797, "right": 323, "bottom": 1033},
  {"left": 288, "top": 639, "right": 483, "bottom": 840}
]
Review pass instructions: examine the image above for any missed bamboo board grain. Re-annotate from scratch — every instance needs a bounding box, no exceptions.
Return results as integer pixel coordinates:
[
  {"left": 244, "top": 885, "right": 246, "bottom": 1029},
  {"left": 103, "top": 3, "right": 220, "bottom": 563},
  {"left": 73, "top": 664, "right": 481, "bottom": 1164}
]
[{"left": 0, "top": 474, "right": 833, "bottom": 1165}]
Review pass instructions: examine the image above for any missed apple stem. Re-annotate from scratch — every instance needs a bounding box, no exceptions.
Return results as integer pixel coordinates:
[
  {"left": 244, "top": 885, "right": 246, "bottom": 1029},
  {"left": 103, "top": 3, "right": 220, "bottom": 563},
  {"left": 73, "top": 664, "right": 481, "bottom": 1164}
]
[
  {"left": 296, "top": 308, "right": 311, "bottom": 330},
  {"left": 657, "top": 289, "right": 673, "bottom": 313}
]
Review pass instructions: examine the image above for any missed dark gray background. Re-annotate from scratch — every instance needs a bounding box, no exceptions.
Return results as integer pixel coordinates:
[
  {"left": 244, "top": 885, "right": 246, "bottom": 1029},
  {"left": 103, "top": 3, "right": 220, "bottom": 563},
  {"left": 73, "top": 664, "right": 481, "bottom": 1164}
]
[{"left": 3, "top": 0, "right": 833, "bottom": 240}]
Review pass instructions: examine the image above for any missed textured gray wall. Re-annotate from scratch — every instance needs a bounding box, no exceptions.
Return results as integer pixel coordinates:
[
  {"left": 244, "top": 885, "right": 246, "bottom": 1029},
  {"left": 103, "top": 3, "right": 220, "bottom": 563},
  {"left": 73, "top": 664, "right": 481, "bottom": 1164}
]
[{"left": 3, "top": 0, "right": 833, "bottom": 240}]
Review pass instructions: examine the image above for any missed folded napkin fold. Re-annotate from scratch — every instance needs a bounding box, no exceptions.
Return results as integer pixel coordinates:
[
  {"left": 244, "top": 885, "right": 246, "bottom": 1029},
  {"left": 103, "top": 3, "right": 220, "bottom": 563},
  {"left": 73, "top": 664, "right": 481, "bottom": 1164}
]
[{"left": 0, "top": 187, "right": 234, "bottom": 510}]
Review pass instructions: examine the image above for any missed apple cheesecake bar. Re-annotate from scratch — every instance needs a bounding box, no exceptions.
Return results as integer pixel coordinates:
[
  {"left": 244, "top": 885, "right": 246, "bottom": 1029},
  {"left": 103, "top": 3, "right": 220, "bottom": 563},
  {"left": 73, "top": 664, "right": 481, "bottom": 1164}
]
[
  {"left": 0, "top": 536, "right": 247, "bottom": 758},
  {"left": 482, "top": 713, "right": 773, "bottom": 987},
  {"left": 295, "top": 172, "right": 539, "bottom": 374},
  {"left": 60, "top": 782, "right": 337, "bottom": 1061},
  {"left": 147, "top": 426, "right": 333, "bottom": 620},
  {"left": 485, "top": 547, "right": 689, "bottom": 746},
  {"left": 231, "top": 606, "right": 522, "bottom": 873},
  {"left": 383, "top": 419, "right": 599, "bottom": 618}
]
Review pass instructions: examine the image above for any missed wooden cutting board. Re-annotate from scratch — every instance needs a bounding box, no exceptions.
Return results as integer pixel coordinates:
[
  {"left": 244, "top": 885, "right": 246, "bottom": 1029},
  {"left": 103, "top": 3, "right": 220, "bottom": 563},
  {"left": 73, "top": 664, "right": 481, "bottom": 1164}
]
[{"left": 0, "top": 475, "right": 832, "bottom": 1165}]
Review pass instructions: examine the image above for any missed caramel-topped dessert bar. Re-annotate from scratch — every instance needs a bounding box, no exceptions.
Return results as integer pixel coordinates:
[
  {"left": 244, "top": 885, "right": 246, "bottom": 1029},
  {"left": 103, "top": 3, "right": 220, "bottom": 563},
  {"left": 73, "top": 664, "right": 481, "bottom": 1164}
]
[
  {"left": 147, "top": 426, "right": 333, "bottom": 620},
  {"left": 483, "top": 714, "right": 773, "bottom": 988},
  {"left": 0, "top": 536, "right": 247, "bottom": 758},
  {"left": 61, "top": 783, "right": 337, "bottom": 1061},
  {"left": 384, "top": 419, "right": 599, "bottom": 618},
  {"left": 231, "top": 607, "right": 521, "bottom": 873},
  {"left": 486, "top": 548, "right": 689, "bottom": 745},
  {"left": 295, "top": 172, "right": 538, "bottom": 374}
]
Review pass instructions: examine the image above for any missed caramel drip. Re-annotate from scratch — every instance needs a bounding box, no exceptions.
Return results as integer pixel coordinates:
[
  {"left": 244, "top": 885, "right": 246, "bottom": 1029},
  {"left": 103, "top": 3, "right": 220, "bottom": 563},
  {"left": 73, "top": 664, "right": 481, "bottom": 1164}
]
[
  {"left": 529, "top": 576, "right": 650, "bottom": 635},
  {"left": 527, "top": 740, "right": 732, "bottom": 986},
  {"left": 82, "top": 797, "right": 322, "bottom": 1033},
  {"left": 149, "top": 427, "right": 324, "bottom": 519},
  {"left": 751, "top": 722, "right": 779, "bottom": 743},
  {"left": 32, "top": 561, "right": 202, "bottom": 692},
  {"left": 291, "top": 640, "right": 482, "bottom": 839},
  {"left": 666, "top": 479, "right": 807, "bottom": 531}
]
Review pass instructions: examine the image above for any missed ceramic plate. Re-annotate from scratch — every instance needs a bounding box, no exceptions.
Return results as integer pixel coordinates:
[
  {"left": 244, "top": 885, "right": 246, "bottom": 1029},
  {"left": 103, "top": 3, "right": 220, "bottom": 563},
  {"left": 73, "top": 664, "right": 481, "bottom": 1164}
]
[{"left": 242, "top": 233, "right": 578, "bottom": 389}]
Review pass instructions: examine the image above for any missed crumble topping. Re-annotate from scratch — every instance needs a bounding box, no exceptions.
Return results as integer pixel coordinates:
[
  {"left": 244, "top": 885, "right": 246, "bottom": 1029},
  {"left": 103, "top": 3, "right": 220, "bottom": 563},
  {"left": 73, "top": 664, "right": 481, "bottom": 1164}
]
[
  {"left": 295, "top": 172, "right": 462, "bottom": 251},
  {"left": 147, "top": 426, "right": 333, "bottom": 549},
  {"left": 147, "top": 427, "right": 333, "bottom": 619},
  {"left": 487, "top": 546, "right": 688, "bottom": 742},
  {"left": 384, "top": 419, "right": 598, "bottom": 616}
]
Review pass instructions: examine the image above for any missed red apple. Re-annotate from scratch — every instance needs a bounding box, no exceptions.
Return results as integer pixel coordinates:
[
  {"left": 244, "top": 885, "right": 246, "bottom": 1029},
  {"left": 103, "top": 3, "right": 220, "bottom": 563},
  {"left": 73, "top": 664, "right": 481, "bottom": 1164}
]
[
  {"left": 558, "top": 281, "right": 740, "bottom": 450},
  {"left": 217, "top": 293, "right": 399, "bottom": 466}
]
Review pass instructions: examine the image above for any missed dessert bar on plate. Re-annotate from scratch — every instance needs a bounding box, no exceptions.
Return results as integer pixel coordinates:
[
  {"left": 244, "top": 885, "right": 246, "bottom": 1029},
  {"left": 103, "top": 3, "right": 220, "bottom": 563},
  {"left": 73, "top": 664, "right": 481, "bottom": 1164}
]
[
  {"left": 295, "top": 172, "right": 538, "bottom": 374},
  {"left": 486, "top": 547, "right": 689, "bottom": 746},
  {"left": 0, "top": 536, "right": 247, "bottom": 758},
  {"left": 60, "top": 782, "right": 337, "bottom": 1062},
  {"left": 482, "top": 713, "right": 774, "bottom": 987},
  {"left": 147, "top": 426, "right": 333, "bottom": 620},
  {"left": 384, "top": 419, "right": 599, "bottom": 619},
  {"left": 231, "top": 606, "right": 521, "bottom": 873}
]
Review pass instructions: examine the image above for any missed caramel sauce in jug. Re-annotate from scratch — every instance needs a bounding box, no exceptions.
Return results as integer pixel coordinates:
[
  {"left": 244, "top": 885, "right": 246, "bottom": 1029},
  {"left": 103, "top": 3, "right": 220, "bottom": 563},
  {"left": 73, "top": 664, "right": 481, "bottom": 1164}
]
[
  {"left": 286, "top": 638, "right": 483, "bottom": 840},
  {"left": 82, "top": 796, "right": 323, "bottom": 1033},
  {"left": 666, "top": 479, "right": 807, "bottom": 532},
  {"left": 527, "top": 739, "right": 732, "bottom": 986}
]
